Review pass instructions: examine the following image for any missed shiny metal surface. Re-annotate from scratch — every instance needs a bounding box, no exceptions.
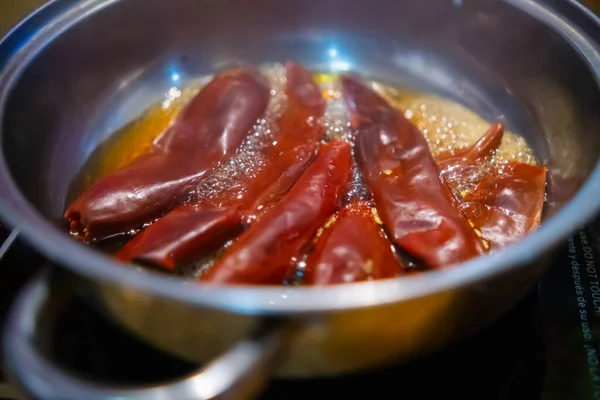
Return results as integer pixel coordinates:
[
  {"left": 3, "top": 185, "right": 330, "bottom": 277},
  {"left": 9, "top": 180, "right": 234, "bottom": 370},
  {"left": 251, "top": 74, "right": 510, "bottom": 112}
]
[
  {"left": 0, "top": 0, "right": 598, "bottom": 312},
  {"left": 1, "top": 0, "right": 600, "bottom": 397}
]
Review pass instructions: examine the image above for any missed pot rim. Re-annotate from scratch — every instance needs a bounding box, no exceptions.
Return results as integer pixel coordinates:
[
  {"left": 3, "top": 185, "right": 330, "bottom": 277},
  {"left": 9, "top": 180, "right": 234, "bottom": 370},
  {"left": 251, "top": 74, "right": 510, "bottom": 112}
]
[{"left": 0, "top": 0, "right": 598, "bottom": 315}]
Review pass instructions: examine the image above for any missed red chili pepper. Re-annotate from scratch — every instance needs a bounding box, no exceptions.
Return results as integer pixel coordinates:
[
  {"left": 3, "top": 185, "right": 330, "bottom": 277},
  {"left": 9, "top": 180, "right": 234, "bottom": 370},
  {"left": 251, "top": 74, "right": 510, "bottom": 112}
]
[
  {"left": 454, "top": 163, "right": 547, "bottom": 249},
  {"left": 341, "top": 74, "right": 487, "bottom": 269},
  {"left": 117, "top": 62, "right": 325, "bottom": 269},
  {"left": 304, "top": 201, "right": 405, "bottom": 285},
  {"left": 437, "top": 124, "right": 505, "bottom": 210},
  {"left": 243, "top": 61, "right": 326, "bottom": 218},
  {"left": 201, "top": 140, "right": 352, "bottom": 284},
  {"left": 480, "top": 163, "right": 546, "bottom": 248},
  {"left": 65, "top": 68, "right": 270, "bottom": 242},
  {"left": 116, "top": 206, "right": 242, "bottom": 270},
  {"left": 438, "top": 124, "right": 504, "bottom": 165},
  {"left": 436, "top": 125, "right": 547, "bottom": 249}
]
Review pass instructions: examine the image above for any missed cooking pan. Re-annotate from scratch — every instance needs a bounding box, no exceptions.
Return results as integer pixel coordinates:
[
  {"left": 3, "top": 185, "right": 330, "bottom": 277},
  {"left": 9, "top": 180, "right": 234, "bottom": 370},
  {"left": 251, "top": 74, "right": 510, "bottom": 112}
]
[{"left": 2, "top": 0, "right": 600, "bottom": 399}]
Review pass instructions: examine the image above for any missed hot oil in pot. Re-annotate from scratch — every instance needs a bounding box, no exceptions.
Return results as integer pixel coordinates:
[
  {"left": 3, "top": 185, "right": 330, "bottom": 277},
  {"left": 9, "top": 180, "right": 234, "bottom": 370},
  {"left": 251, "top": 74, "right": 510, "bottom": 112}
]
[{"left": 67, "top": 63, "right": 540, "bottom": 273}]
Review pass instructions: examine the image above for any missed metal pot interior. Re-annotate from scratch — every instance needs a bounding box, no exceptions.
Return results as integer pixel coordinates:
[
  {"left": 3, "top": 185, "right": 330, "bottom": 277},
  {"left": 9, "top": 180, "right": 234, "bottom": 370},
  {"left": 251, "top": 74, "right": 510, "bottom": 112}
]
[{"left": 0, "top": 0, "right": 599, "bottom": 304}]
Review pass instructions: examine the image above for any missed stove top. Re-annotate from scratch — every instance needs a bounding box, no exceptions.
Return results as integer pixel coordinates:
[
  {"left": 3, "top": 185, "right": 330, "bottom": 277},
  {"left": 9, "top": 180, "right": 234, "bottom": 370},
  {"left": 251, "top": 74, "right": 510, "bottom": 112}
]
[{"left": 0, "top": 220, "right": 599, "bottom": 399}]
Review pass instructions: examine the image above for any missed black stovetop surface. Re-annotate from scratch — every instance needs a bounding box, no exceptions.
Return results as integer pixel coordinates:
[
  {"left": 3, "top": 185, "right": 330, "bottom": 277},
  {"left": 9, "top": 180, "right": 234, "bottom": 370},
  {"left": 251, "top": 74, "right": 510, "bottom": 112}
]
[{"left": 2, "top": 219, "right": 600, "bottom": 399}]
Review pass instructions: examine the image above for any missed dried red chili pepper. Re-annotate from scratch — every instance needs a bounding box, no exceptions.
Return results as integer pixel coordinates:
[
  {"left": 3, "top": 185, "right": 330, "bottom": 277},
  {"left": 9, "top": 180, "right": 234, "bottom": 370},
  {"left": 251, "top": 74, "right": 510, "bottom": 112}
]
[
  {"left": 243, "top": 62, "right": 326, "bottom": 219},
  {"left": 65, "top": 67, "right": 270, "bottom": 242},
  {"left": 304, "top": 201, "right": 405, "bottom": 285},
  {"left": 436, "top": 124, "right": 547, "bottom": 249},
  {"left": 341, "top": 74, "right": 487, "bottom": 269},
  {"left": 438, "top": 124, "right": 504, "bottom": 166},
  {"left": 437, "top": 124, "right": 504, "bottom": 210},
  {"left": 473, "top": 162, "right": 546, "bottom": 248},
  {"left": 201, "top": 140, "right": 352, "bottom": 284},
  {"left": 116, "top": 206, "right": 242, "bottom": 270},
  {"left": 117, "top": 62, "right": 325, "bottom": 269}
]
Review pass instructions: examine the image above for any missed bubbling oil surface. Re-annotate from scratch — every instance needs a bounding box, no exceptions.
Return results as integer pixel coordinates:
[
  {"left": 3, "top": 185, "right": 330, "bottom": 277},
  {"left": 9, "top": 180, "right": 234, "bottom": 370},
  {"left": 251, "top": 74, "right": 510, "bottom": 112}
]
[
  {"left": 378, "top": 84, "right": 537, "bottom": 165},
  {"left": 71, "top": 64, "right": 539, "bottom": 269},
  {"left": 76, "top": 65, "right": 538, "bottom": 197},
  {"left": 194, "top": 64, "right": 289, "bottom": 207}
]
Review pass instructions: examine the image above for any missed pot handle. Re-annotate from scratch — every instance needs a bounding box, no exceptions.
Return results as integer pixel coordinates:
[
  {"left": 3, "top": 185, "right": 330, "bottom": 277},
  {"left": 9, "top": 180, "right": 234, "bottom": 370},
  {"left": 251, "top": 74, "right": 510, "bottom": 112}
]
[{"left": 3, "top": 270, "right": 292, "bottom": 400}]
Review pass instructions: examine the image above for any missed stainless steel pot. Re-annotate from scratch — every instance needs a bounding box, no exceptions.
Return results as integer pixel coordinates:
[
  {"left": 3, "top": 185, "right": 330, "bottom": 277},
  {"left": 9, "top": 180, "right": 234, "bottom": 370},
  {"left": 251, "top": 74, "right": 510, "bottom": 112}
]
[{"left": 2, "top": 0, "right": 600, "bottom": 399}]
